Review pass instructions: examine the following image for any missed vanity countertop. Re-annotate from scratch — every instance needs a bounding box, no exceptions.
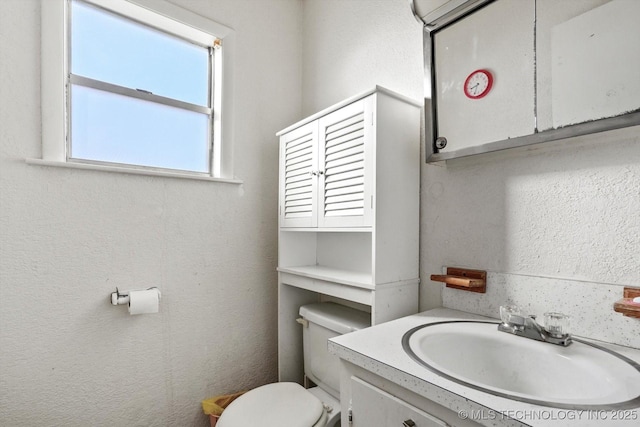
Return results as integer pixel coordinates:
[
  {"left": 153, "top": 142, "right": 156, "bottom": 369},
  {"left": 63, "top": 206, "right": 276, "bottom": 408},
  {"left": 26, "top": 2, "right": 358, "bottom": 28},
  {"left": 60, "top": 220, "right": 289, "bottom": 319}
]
[{"left": 329, "top": 308, "right": 640, "bottom": 427}]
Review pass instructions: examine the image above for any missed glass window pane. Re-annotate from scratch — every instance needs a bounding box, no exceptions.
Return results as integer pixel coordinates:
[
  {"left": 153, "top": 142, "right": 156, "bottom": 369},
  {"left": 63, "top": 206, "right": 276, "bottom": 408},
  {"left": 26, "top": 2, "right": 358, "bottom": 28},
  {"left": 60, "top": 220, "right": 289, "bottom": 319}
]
[
  {"left": 71, "top": 85, "right": 210, "bottom": 173},
  {"left": 71, "top": 0, "right": 209, "bottom": 106}
]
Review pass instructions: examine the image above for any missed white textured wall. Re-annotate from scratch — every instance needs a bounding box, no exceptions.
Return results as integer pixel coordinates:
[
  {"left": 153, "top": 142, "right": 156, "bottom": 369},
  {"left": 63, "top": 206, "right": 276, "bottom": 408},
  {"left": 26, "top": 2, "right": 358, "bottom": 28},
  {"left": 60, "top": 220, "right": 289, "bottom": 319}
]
[
  {"left": 301, "top": 0, "right": 423, "bottom": 116},
  {"left": 433, "top": 129, "right": 640, "bottom": 347},
  {"left": 426, "top": 129, "right": 640, "bottom": 287},
  {"left": 300, "top": 0, "right": 640, "bottom": 344},
  {"left": 0, "top": 0, "right": 301, "bottom": 425}
]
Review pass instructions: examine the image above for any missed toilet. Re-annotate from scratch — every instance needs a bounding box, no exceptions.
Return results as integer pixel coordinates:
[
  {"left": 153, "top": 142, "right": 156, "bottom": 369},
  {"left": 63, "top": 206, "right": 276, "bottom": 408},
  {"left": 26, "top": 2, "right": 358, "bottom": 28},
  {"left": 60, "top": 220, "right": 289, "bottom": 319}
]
[{"left": 217, "top": 302, "right": 370, "bottom": 427}]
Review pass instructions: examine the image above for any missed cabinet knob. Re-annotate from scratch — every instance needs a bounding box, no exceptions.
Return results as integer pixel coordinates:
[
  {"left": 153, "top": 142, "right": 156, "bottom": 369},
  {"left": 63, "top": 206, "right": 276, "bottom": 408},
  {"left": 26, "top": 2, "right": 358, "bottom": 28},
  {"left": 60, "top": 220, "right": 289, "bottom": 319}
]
[
  {"left": 403, "top": 420, "right": 416, "bottom": 427},
  {"left": 309, "top": 171, "right": 317, "bottom": 176}
]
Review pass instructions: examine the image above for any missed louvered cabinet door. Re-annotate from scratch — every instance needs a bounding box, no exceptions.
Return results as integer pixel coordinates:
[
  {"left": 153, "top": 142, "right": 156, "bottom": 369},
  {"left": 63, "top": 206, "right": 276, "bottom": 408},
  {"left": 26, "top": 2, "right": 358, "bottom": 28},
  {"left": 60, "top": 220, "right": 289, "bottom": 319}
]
[
  {"left": 279, "top": 121, "right": 319, "bottom": 228},
  {"left": 317, "top": 98, "right": 374, "bottom": 228}
]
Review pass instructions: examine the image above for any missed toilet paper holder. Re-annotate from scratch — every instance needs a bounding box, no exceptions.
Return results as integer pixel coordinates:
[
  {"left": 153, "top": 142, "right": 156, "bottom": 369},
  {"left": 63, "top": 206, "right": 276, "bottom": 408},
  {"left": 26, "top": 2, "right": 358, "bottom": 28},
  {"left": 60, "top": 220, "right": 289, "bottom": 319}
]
[{"left": 110, "top": 287, "right": 161, "bottom": 306}]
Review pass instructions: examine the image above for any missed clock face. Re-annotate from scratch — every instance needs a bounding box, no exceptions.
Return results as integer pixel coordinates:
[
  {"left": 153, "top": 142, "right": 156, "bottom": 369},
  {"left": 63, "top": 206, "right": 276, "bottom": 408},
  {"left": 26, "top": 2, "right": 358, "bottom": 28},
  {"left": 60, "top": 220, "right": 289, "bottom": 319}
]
[{"left": 464, "top": 69, "right": 493, "bottom": 99}]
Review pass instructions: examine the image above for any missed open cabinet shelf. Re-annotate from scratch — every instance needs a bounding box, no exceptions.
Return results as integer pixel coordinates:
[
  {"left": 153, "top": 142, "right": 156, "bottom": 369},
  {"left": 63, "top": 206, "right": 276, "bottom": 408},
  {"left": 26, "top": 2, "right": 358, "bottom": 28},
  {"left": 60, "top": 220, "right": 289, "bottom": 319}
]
[{"left": 278, "top": 265, "right": 373, "bottom": 289}]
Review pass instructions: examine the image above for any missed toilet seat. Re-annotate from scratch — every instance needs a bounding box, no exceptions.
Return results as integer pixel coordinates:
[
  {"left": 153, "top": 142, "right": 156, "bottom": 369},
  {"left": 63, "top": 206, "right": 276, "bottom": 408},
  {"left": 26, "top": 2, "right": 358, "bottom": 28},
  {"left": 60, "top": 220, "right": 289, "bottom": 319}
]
[{"left": 216, "top": 382, "right": 326, "bottom": 427}]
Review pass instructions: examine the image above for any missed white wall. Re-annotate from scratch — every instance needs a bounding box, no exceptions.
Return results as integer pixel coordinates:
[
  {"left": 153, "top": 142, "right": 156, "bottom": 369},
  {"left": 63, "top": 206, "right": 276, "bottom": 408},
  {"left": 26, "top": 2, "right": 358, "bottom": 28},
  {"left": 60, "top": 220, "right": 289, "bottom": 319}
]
[
  {"left": 301, "top": 0, "right": 640, "bottom": 346},
  {"left": 433, "top": 130, "right": 640, "bottom": 348},
  {"left": 301, "top": 0, "right": 423, "bottom": 116},
  {"left": 0, "top": 0, "right": 301, "bottom": 425}
]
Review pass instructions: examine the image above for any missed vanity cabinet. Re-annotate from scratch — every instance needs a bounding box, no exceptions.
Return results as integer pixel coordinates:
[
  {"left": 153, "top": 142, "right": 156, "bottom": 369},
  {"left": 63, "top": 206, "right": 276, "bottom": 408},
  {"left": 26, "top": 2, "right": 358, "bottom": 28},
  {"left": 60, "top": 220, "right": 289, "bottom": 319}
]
[
  {"left": 276, "top": 87, "right": 421, "bottom": 383},
  {"left": 341, "top": 363, "right": 483, "bottom": 427},
  {"left": 350, "top": 377, "right": 449, "bottom": 427}
]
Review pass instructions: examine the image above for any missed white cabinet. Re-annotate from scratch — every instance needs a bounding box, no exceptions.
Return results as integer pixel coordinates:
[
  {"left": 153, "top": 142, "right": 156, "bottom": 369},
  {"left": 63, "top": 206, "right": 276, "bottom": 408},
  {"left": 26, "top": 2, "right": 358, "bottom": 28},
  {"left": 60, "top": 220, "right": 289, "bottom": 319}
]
[
  {"left": 279, "top": 97, "right": 374, "bottom": 229},
  {"left": 350, "top": 377, "right": 449, "bottom": 427},
  {"left": 279, "top": 121, "right": 319, "bottom": 228},
  {"left": 341, "top": 366, "right": 483, "bottom": 427},
  {"left": 276, "top": 87, "right": 421, "bottom": 383}
]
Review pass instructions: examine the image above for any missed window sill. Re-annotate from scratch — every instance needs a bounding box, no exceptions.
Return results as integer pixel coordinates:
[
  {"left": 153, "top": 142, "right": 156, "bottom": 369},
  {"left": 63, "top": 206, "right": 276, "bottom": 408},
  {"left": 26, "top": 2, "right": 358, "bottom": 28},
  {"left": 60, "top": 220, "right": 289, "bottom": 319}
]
[{"left": 25, "top": 158, "right": 243, "bottom": 184}]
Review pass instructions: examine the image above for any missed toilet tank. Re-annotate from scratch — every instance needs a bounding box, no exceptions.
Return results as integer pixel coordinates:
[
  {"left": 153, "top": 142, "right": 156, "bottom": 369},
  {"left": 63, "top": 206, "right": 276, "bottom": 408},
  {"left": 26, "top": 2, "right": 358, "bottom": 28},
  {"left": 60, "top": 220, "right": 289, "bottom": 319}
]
[{"left": 299, "top": 303, "right": 371, "bottom": 398}]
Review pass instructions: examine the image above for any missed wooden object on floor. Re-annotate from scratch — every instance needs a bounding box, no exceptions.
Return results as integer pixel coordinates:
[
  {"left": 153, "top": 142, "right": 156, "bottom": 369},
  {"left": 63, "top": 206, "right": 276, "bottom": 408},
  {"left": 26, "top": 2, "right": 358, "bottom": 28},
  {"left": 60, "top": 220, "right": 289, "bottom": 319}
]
[
  {"left": 613, "top": 287, "right": 640, "bottom": 319},
  {"left": 431, "top": 267, "right": 486, "bottom": 293}
]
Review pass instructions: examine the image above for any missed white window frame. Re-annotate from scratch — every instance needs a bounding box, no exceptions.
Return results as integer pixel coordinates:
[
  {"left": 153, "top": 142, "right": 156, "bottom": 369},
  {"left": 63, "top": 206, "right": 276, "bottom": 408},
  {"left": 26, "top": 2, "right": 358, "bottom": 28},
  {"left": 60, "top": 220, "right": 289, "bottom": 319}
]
[{"left": 37, "top": 0, "right": 240, "bottom": 183}]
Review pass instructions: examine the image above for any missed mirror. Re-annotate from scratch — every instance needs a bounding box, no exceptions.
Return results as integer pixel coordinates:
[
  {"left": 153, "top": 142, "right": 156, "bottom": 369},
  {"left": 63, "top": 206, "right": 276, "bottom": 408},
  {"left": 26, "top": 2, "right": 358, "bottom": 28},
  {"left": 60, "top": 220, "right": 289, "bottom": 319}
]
[
  {"left": 433, "top": 0, "right": 535, "bottom": 152},
  {"left": 412, "top": 0, "right": 640, "bottom": 162},
  {"left": 536, "top": 0, "right": 640, "bottom": 131}
]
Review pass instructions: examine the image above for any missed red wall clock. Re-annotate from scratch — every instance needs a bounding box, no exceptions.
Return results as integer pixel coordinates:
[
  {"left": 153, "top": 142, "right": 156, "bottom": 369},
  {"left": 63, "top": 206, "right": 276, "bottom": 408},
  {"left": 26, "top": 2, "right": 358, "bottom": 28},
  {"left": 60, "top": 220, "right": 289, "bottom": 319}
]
[{"left": 463, "top": 69, "right": 493, "bottom": 99}]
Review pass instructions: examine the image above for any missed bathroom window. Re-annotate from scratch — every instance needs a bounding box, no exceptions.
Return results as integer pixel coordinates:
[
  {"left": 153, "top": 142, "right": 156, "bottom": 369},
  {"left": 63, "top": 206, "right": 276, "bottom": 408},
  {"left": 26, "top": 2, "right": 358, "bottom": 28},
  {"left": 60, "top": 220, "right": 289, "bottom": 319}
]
[
  {"left": 69, "top": 0, "right": 214, "bottom": 173},
  {"left": 40, "top": 0, "right": 237, "bottom": 179}
]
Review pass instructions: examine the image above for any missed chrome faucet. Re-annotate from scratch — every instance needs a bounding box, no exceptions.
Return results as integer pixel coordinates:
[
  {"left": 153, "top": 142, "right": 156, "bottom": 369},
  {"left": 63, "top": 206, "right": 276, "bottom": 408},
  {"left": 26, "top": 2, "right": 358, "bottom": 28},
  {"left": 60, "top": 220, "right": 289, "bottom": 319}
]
[{"left": 498, "top": 306, "right": 572, "bottom": 346}]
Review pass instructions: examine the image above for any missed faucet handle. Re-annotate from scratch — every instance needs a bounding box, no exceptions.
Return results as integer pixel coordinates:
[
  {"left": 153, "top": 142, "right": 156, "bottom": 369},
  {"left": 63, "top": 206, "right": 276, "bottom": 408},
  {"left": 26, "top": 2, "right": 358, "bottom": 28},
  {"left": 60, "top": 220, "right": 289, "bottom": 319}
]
[
  {"left": 500, "top": 305, "right": 522, "bottom": 324},
  {"left": 544, "top": 312, "right": 571, "bottom": 337}
]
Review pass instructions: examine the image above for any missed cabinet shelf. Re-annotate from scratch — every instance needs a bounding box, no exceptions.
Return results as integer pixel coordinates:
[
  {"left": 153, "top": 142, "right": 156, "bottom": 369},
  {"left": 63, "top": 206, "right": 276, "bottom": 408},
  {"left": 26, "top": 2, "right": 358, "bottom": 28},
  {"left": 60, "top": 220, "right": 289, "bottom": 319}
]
[
  {"left": 278, "top": 265, "right": 373, "bottom": 290},
  {"left": 281, "top": 227, "right": 372, "bottom": 233}
]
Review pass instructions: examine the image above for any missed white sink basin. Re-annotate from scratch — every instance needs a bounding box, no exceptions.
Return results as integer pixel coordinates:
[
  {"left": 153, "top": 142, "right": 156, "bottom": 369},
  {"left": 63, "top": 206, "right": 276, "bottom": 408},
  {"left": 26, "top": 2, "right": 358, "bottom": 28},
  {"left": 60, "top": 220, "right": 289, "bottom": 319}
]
[{"left": 403, "top": 321, "right": 640, "bottom": 410}]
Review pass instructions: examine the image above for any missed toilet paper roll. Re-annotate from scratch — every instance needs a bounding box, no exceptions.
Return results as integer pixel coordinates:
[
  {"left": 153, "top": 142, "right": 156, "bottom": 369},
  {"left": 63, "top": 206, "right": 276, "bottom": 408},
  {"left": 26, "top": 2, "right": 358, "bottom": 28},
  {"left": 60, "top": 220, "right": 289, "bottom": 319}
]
[{"left": 128, "top": 288, "right": 160, "bottom": 315}]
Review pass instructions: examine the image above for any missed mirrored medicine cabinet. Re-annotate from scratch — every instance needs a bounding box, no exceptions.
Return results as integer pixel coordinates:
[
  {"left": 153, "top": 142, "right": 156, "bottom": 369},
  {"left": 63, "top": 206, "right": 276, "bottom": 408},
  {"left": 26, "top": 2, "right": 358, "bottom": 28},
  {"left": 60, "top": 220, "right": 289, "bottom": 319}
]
[{"left": 411, "top": 0, "right": 640, "bottom": 162}]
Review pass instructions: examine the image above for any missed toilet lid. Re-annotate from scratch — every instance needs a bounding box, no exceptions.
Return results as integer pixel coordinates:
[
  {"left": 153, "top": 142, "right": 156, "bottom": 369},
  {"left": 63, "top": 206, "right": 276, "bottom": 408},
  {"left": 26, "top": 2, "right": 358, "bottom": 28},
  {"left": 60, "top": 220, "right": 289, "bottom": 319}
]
[{"left": 216, "top": 382, "right": 324, "bottom": 427}]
